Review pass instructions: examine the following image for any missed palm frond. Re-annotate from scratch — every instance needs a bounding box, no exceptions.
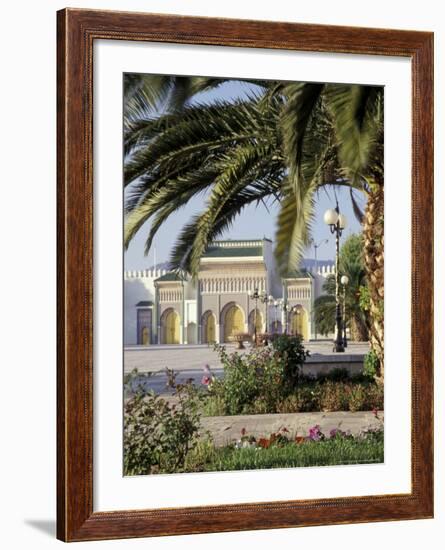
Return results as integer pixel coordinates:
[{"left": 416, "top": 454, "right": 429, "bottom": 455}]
[
  {"left": 280, "top": 82, "right": 325, "bottom": 189},
  {"left": 325, "top": 84, "right": 383, "bottom": 186},
  {"left": 177, "top": 143, "right": 279, "bottom": 275},
  {"left": 169, "top": 181, "right": 280, "bottom": 274}
]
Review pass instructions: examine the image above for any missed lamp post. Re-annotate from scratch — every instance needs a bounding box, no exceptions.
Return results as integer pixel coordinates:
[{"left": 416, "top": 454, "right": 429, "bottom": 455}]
[
  {"left": 324, "top": 204, "right": 347, "bottom": 352},
  {"left": 290, "top": 305, "right": 301, "bottom": 336},
  {"left": 278, "top": 299, "right": 291, "bottom": 334},
  {"left": 310, "top": 238, "right": 329, "bottom": 274},
  {"left": 278, "top": 301, "right": 301, "bottom": 335},
  {"left": 247, "top": 289, "right": 259, "bottom": 343},
  {"left": 310, "top": 238, "right": 328, "bottom": 340},
  {"left": 248, "top": 288, "right": 272, "bottom": 344},
  {"left": 265, "top": 294, "right": 274, "bottom": 334},
  {"left": 341, "top": 275, "right": 349, "bottom": 348},
  {"left": 273, "top": 300, "right": 279, "bottom": 333}
]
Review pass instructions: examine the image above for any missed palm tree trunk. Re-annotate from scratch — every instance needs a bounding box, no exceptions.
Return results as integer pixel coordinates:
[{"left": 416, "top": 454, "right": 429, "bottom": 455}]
[
  {"left": 363, "top": 182, "right": 384, "bottom": 382},
  {"left": 350, "top": 315, "right": 369, "bottom": 342}
]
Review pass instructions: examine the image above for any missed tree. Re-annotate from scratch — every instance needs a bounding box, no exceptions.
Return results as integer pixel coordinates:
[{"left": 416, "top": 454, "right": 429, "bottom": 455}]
[
  {"left": 124, "top": 76, "right": 384, "bottom": 377},
  {"left": 280, "top": 83, "right": 384, "bottom": 379},
  {"left": 314, "top": 234, "right": 369, "bottom": 341}
]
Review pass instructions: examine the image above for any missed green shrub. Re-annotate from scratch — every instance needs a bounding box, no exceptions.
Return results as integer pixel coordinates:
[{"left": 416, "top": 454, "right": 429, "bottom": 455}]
[
  {"left": 276, "top": 394, "right": 300, "bottom": 413},
  {"left": 294, "top": 384, "right": 323, "bottom": 412},
  {"left": 320, "top": 381, "right": 348, "bottom": 411},
  {"left": 124, "top": 370, "right": 204, "bottom": 475},
  {"left": 321, "top": 368, "right": 350, "bottom": 382},
  {"left": 203, "top": 344, "right": 383, "bottom": 416},
  {"left": 348, "top": 385, "right": 367, "bottom": 411},
  {"left": 270, "top": 333, "right": 309, "bottom": 387},
  {"left": 211, "top": 344, "right": 286, "bottom": 415},
  {"left": 363, "top": 350, "right": 379, "bottom": 379},
  {"left": 363, "top": 383, "right": 384, "bottom": 410}
]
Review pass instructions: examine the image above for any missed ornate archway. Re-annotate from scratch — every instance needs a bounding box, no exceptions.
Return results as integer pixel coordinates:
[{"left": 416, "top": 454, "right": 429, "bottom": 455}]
[
  {"left": 289, "top": 306, "right": 309, "bottom": 340},
  {"left": 221, "top": 303, "right": 245, "bottom": 343},
  {"left": 161, "top": 308, "right": 180, "bottom": 344},
  {"left": 201, "top": 311, "right": 216, "bottom": 344}
]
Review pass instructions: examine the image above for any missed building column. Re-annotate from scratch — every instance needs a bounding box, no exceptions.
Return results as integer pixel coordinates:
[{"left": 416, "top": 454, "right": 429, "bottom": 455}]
[
  {"left": 216, "top": 293, "right": 221, "bottom": 343},
  {"left": 197, "top": 281, "right": 202, "bottom": 344}
]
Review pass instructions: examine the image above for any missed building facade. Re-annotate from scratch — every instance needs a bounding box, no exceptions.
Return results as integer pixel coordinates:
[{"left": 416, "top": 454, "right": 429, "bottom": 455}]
[{"left": 124, "top": 239, "right": 334, "bottom": 346}]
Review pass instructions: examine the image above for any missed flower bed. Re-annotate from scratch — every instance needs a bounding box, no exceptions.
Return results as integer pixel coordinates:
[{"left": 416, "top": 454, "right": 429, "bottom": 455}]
[
  {"left": 124, "top": 366, "right": 384, "bottom": 475},
  {"left": 201, "top": 339, "right": 383, "bottom": 416},
  {"left": 184, "top": 425, "right": 383, "bottom": 473}
]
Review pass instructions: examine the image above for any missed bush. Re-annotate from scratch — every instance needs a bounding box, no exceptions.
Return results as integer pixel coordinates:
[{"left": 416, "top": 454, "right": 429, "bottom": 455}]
[
  {"left": 320, "top": 381, "right": 349, "bottom": 411},
  {"left": 347, "top": 385, "right": 367, "bottom": 412},
  {"left": 124, "top": 369, "right": 205, "bottom": 475},
  {"left": 270, "top": 333, "right": 309, "bottom": 387},
  {"left": 210, "top": 344, "right": 286, "bottom": 415},
  {"left": 202, "top": 343, "right": 383, "bottom": 416},
  {"left": 363, "top": 350, "right": 379, "bottom": 379}
]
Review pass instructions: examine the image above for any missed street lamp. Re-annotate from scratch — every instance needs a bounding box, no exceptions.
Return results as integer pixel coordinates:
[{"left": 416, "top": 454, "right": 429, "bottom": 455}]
[
  {"left": 248, "top": 288, "right": 272, "bottom": 344},
  {"left": 310, "top": 238, "right": 329, "bottom": 274},
  {"left": 265, "top": 294, "right": 274, "bottom": 334},
  {"left": 309, "top": 238, "right": 329, "bottom": 340},
  {"left": 277, "top": 298, "right": 300, "bottom": 334},
  {"left": 273, "top": 300, "right": 280, "bottom": 333},
  {"left": 290, "top": 305, "right": 301, "bottom": 336},
  {"left": 341, "top": 274, "right": 349, "bottom": 348},
  {"left": 278, "top": 299, "right": 292, "bottom": 334},
  {"left": 324, "top": 204, "right": 347, "bottom": 352}
]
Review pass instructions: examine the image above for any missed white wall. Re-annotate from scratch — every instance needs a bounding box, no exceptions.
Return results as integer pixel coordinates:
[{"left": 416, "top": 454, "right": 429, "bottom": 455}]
[
  {"left": 123, "top": 274, "right": 157, "bottom": 344},
  {"left": 1, "top": 1, "right": 443, "bottom": 550}
]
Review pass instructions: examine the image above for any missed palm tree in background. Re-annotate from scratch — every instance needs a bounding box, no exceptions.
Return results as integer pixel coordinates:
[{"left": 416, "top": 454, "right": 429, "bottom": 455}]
[
  {"left": 124, "top": 75, "right": 384, "bottom": 378},
  {"left": 314, "top": 234, "right": 369, "bottom": 341}
]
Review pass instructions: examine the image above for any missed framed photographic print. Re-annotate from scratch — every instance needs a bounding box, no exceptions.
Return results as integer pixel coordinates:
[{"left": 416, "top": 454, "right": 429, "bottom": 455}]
[{"left": 57, "top": 8, "right": 434, "bottom": 542}]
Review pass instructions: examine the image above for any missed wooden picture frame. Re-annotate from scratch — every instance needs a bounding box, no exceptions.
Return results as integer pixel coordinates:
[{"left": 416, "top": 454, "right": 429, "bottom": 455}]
[{"left": 57, "top": 8, "right": 434, "bottom": 542}]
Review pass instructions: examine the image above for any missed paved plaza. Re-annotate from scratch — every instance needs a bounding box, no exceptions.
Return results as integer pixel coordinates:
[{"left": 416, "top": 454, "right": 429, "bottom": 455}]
[
  {"left": 124, "top": 341, "right": 369, "bottom": 394},
  {"left": 124, "top": 340, "right": 369, "bottom": 373}
]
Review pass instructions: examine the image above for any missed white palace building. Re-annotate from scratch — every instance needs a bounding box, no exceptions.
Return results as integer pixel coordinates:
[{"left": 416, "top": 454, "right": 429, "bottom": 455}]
[{"left": 124, "top": 239, "right": 335, "bottom": 346}]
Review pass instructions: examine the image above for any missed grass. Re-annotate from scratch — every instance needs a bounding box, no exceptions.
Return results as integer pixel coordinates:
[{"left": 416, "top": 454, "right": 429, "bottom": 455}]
[{"left": 185, "top": 435, "right": 384, "bottom": 473}]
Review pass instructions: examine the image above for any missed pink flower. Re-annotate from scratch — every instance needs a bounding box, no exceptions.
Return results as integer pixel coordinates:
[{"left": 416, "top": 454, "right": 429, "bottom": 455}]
[
  {"left": 201, "top": 375, "right": 211, "bottom": 385},
  {"left": 308, "top": 425, "right": 324, "bottom": 441}
]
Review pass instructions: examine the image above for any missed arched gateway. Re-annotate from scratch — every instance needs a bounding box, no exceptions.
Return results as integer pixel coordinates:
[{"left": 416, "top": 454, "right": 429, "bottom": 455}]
[
  {"left": 289, "top": 307, "right": 309, "bottom": 340},
  {"left": 222, "top": 303, "right": 245, "bottom": 342},
  {"left": 201, "top": 311, "right": 216, "bottom": 344},
  {"left": 161, "top": 308, "right": 180, "bottom": 344}
]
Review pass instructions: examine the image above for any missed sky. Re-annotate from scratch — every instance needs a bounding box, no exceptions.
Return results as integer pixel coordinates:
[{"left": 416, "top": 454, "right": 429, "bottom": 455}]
[{"left": 124, "top": 78, "right": 366, "bottom": 271}]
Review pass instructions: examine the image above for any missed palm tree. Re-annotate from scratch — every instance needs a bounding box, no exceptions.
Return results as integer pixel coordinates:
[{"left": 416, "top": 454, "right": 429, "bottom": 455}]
[
  {"left": 279, "top": 82, "right": 384, "bottom": 379},
  {"left": 124, "top": 76, "right": 384, "bottom": 377},
  {"left": 314, "top": 234, "right": 369, "bottom": 341}
]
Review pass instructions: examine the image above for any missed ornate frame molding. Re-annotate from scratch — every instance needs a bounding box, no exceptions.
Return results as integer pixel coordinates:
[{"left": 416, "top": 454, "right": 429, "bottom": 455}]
[{"left": 57, "top": 8, "right": 433, "bottom": 541}]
